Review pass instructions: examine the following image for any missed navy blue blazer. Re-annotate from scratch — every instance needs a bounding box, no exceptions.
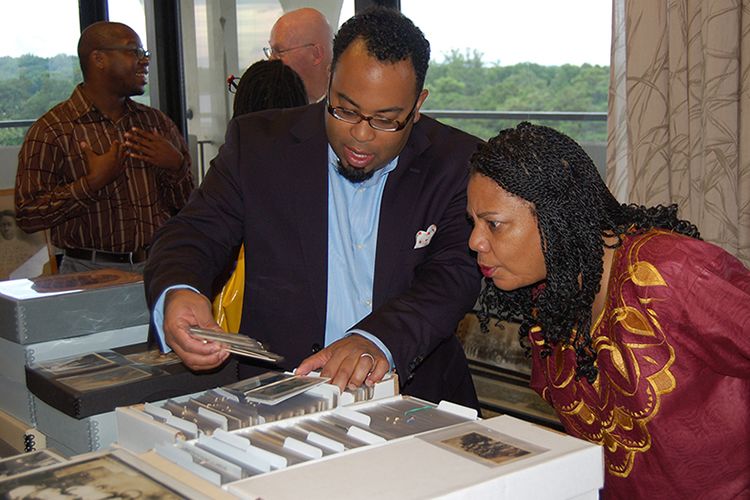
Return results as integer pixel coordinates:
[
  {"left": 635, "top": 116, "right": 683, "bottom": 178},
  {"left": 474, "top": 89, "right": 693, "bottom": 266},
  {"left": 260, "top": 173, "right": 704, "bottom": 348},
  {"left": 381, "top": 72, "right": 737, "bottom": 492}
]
[{"left": 145, "top": 102, "right": 483, "bottom": 408}]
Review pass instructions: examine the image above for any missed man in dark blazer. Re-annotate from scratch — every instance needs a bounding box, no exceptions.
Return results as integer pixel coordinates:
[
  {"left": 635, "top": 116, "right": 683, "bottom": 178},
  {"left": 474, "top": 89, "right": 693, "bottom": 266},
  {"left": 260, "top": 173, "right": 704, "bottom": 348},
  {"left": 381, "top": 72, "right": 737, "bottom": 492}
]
[{"left": 145, "top": 8, "right": 483, "bottom": 409}]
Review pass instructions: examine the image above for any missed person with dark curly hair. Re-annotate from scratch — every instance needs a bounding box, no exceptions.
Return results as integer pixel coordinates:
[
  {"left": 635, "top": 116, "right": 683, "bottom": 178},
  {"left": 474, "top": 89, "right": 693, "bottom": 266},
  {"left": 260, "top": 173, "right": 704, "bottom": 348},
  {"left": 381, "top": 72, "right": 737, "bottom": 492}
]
[
  {"left": 231, "top": 59, "right": 308, "bottom": 119},
  {"left": 145, "top": 7, "right": 482, "bottom": 409},
  {"left": 212, "top": 59, "right": 308, "bottom": 332},
  {"left": 467, "top": 122, "right": 750, "bottom": 498}
]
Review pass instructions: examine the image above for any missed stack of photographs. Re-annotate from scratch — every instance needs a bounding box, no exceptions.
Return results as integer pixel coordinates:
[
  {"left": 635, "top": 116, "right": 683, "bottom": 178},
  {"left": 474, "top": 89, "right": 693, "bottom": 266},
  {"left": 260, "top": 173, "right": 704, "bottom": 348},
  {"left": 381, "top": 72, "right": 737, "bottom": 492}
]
[
  {"left": 28, "top": 351, "right": 165, "bottom": 393},
  {"left": 189, "top": 327, "right": 284, "bottom": 363}
]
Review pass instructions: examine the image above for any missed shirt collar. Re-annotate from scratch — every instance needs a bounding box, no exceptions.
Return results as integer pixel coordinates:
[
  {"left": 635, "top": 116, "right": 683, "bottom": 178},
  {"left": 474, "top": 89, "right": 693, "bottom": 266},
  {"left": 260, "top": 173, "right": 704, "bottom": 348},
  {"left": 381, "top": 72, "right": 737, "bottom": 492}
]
[{"left": 68, "top": 83, "right": 138, "bottom": 122}]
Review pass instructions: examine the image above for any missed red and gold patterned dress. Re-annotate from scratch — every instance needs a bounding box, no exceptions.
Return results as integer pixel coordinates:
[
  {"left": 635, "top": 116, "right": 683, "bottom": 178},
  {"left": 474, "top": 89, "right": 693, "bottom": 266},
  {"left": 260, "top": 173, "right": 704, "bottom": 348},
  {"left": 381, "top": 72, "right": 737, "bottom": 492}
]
[{"left": 529, "top": 229, "right": 750, "bottom": 499}]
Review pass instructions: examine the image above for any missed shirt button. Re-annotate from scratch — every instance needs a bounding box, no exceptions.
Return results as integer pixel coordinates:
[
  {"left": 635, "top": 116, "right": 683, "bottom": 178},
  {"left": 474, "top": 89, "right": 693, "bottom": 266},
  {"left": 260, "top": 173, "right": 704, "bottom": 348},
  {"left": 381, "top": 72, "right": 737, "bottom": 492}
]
[
  {"left": 356, "top": 243, "right": 364, "bottom": 250},
  {"left": 363, "top": 299, "right": 372, "bottom": 307}
]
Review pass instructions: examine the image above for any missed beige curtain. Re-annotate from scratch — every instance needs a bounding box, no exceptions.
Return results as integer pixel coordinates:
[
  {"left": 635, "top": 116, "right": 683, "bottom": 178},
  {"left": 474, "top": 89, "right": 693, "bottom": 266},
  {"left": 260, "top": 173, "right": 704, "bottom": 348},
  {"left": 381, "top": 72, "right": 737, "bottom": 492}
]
[{"left": 607, "top": 0, "right": 750, "bottom": 267}]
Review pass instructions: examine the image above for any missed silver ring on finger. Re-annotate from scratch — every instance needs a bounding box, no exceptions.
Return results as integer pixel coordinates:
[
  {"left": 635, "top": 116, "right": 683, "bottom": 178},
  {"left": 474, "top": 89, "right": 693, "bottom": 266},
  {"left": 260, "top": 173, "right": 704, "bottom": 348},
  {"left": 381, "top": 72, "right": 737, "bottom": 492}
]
[{"left": 360, "top": 352, "right": 375, "bottom": 372}]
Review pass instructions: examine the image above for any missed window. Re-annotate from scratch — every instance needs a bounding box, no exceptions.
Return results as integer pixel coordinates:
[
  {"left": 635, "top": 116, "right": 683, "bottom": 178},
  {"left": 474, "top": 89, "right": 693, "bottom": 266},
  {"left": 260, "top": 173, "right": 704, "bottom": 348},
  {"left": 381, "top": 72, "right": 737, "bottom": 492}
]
[
  {"left": 108, "top": 0, "right": 150, "bottom": 106},
  {"left": 401, "top": 1, "right": 611, "bottom": 171},
  {"left": 0, "top": 1, "right": 80, "bottom": 148},
  {"left": 183, "top": 1, "right": 353, "bottom": 181}
]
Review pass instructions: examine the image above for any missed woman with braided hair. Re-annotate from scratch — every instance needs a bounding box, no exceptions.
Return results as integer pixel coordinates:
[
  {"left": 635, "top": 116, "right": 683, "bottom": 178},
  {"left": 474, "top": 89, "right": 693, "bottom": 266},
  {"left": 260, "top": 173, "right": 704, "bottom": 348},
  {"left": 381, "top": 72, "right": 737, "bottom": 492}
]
[
  {"left": 213, "top": 59, "right": 308, "bottom": 331},
  {"left": 467, "top": 122, "right": 749, "bottom": 499},
  {"left": 231, "top": 59, "right": 308, "bottom": 119}
]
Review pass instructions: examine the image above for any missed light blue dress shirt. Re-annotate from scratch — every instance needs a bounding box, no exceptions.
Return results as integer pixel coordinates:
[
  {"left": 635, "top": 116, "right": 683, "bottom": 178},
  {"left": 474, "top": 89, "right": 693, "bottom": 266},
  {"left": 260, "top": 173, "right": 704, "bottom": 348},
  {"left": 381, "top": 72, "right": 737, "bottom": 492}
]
[
  {"left": 325, "top": 146, "right": 396, "bottom": 366},
  {"left": 154, "top": 145, "right": 397, "bottom": 367}
]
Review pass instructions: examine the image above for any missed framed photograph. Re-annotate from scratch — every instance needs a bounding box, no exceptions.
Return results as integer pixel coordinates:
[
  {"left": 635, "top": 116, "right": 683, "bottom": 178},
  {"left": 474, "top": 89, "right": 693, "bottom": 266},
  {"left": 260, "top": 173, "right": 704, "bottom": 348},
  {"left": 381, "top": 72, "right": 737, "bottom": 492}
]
[
  {"left": 0, "top": 449, "right": 210, "bottom": 499},
  {"left": 456, "top": 311, "right": 531, "bottom": 377},
  {"left": 471, "top": 369, "right": 562, "bottom": 431},
  {"left": 0, "top": 189, "right": 51, "bottom": 281},
  {"left": 455, "top": 311, "right": 562, "bottom": 430},
  {"left": 421, "top": 422, "right": 548, "bottom": 467},
  {"left": 0, "top": 450, "right": 67, "bottom": 480}
]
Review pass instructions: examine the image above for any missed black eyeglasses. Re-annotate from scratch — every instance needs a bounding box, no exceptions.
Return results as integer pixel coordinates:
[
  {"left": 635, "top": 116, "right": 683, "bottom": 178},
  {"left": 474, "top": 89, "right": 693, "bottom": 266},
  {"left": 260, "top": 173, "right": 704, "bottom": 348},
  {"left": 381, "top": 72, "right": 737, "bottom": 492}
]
[
  {"left": 99, "top": 46, "right": 150, "bottom": 60},
  {"left": 263, "top": 43, "right": 315, "bottom": 59},
  {"left": 227, "top": 74, "right": 239, "bottom": 94},
  {"left": 326, "top": 95, "right": 420, "bottom": 132}
]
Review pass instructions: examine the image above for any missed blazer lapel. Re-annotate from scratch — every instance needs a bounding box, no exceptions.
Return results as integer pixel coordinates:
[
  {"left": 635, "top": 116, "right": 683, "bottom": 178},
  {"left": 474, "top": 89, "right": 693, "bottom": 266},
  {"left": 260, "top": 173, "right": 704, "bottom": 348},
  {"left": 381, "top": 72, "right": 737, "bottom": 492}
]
[
  {"left": 285, "top": 104, "right": 329, "bottom": 326},
  {"left": 373, "top": 125, "right": 431, "bottom": 306}
]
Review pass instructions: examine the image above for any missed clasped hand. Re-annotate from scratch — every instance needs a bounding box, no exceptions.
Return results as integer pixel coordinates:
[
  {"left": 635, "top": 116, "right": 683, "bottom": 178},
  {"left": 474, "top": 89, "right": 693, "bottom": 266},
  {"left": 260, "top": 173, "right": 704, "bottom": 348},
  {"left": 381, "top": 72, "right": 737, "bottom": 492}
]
[
  {"left": 81, "top": 127, "right": 183, "bottom": 191},
  {"left": 124, "top": 127, "right": 183, "bottom": 171}
]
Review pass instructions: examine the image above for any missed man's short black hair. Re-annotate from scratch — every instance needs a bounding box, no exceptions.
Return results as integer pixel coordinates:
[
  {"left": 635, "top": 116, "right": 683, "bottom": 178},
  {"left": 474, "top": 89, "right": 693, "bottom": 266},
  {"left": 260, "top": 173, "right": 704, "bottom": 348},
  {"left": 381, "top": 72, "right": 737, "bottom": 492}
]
[{"left": 332, "top": 7, "right": 430, "bottom": 95}]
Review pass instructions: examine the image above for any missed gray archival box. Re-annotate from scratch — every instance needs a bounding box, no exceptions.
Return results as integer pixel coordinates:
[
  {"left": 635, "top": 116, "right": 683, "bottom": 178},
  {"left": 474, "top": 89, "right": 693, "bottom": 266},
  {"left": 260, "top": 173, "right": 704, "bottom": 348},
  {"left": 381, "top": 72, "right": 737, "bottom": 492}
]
[{"left": 0, "top": 269, "right": 150, "bottom": 344}]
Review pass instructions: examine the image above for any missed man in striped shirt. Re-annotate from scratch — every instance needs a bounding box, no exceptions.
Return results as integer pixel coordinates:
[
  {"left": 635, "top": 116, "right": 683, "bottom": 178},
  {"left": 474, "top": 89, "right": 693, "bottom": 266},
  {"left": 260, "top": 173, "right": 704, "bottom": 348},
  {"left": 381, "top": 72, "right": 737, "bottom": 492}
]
[{"left": 15, "top": 21, "right": 193, "bottom": 274}]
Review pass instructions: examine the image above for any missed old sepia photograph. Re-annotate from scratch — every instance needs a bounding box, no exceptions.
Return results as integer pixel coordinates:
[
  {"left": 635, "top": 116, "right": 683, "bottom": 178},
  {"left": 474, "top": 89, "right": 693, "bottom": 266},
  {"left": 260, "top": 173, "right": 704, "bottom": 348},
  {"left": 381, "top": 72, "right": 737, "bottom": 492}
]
[
  {"left": 36, "top": 352, "right": 118, "bottom": 377},
  {"left": 57, "top": 365, "right": 153, "bottom": 392},
  {"left": 0, "top": 453, "right": 183, "bottom": 499},
  {"left": 0, "top": 190, "right": 49, "bottom": 281},
  {"left": 0, "top": 450, "right": 66, "bottom": 480},
  {"left": 423, "top": 422, "right": 548, "bottom": 467},
  {"left": 123, "top": 348, "right": 182, "bottom": 367}
]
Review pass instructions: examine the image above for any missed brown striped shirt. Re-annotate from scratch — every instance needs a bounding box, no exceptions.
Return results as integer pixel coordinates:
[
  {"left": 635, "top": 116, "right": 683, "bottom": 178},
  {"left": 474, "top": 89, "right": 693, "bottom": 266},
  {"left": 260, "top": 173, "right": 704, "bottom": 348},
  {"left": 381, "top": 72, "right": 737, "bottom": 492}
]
[{"left": 15, "top": 84, "right": 194, "bottom": 253}]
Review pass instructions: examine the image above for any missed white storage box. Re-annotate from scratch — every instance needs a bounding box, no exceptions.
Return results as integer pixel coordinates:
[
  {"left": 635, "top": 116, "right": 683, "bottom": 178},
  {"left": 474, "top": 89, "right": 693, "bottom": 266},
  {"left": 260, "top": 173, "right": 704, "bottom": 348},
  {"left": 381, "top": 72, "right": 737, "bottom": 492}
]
[{"left": 229, "top": 414, "right": 603, "bottom": 500}]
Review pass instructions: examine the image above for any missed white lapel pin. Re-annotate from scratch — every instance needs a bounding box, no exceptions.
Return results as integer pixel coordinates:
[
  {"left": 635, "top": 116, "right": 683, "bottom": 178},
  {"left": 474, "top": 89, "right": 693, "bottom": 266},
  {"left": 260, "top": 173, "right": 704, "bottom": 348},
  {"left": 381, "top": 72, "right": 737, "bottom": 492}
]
[{"left": 414, "top": 224, "right": 437, "bottom": 249}]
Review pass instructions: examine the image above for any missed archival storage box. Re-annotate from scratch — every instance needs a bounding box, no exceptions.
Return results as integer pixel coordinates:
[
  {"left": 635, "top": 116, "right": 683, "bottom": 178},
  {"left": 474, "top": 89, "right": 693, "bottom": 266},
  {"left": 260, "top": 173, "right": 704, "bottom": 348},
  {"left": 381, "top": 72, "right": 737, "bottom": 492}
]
[
  {"left": 0, "top": 269, "right": 150, "bottom": 344},
  {"left": 0, "top": 325, "right": 147, "bottom": 425},
  {"left": 25, "top": 343, "right": 239, "bottom": 419}
]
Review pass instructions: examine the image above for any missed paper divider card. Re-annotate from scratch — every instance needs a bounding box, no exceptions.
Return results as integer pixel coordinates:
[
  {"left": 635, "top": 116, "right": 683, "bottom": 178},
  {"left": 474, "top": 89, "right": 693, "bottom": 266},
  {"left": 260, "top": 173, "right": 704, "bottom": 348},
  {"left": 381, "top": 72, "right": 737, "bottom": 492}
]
[
  {"left": 347, "top": 426, "right": 386, "bottom": 445},
  {"left": 155, "top": 445, "right": 223, "bottom": 486},
  {"left": 283, "top": 437, "right": 323, "bottom": 459},
  {"left": 334, "top": 407, "right": 371, "bottom": 426},
  {"left": 306, "top": 432, "right": 345, "bottom": 453},
  {"left": 197, "top": 436, "right": 271, "bottom": 473}
]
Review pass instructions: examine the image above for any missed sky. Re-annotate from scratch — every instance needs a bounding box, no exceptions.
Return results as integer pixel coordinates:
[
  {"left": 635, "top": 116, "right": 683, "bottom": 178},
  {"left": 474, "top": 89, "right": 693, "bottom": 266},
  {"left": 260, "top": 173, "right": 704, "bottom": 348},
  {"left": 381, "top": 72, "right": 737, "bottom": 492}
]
[
  {"left": 1, "top": 0, "right": 611, "bottom": 67},
  {"left": 400, "top": 0, "right": 612, "bottom": 66}
]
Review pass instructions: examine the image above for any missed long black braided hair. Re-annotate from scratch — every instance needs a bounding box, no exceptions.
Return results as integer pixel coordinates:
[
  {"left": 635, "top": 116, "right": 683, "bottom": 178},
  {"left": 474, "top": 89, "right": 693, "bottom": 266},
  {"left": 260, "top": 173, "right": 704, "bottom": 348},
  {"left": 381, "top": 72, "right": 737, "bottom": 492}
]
[
  {"left": 232, "top": 59, "right": 308, "bottom": 118},
  {"left": 471, "top": 122, "right": 700, "bottom": 383}
]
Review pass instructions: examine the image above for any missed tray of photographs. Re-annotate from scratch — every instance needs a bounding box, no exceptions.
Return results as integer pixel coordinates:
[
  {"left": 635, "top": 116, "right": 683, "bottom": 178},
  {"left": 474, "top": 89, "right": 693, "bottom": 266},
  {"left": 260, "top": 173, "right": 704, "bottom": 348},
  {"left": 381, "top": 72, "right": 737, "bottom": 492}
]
[
  {"left": 189, "top": 327, "right": 284, "bottom": 364},
  {"left": 153, "top": 395, "right": 478, "bottom": 486},
  {"left": 139, "top": 372, "right": 340, "bottom": 439},
  {"left": 0, "top": 448, "right": 220, "bottom": 499},
  {"left": 25, "top": 343, "right": 238, "bottom": 419},
  {"left": 116, "top": 371, "right": 400, "bottom": 453}
]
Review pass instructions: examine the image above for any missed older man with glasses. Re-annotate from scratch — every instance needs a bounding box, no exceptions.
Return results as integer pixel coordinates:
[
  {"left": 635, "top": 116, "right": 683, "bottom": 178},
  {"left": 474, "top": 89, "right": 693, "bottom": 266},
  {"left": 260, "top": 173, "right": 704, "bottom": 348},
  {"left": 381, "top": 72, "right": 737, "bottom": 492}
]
[
  {"left": 264, "top": 8, "right": 333, "bottom": 102},
  {"left": 146, "top": 8, "right": 483, "bottom": 410},
  {"left": 15, "top": 21, "right": 193, "bottom": 274}
]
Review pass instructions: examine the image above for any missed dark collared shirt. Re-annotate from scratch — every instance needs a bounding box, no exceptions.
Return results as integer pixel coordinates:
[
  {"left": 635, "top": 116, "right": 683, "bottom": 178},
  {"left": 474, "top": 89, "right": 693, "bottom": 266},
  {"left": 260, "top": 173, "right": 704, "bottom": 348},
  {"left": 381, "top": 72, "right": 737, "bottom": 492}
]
[{"left": 15, "top": 84, "right": 194, "bottom": 253}]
